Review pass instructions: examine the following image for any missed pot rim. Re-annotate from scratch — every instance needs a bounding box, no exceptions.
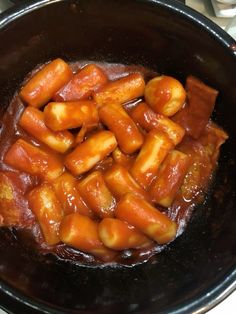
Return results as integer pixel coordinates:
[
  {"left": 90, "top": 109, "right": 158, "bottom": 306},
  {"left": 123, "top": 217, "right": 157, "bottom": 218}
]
[
  {"left": 0, "top": 0, "right": 235, "bottom": 50},
  {"left": 0, "top": 0, "right": 235, "bottom": 313}
]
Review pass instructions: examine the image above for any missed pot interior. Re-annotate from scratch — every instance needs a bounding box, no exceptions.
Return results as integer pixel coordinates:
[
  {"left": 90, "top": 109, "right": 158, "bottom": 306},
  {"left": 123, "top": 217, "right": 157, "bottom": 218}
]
[{"left": 0, "top": 1, "right": 236, "bottom": 313}]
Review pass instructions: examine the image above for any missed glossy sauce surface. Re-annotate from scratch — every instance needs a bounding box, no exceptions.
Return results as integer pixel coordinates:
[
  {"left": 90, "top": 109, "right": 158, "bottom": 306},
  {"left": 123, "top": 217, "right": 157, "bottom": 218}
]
[{"left": 0, "top": 61, "right": 226, "bottom": 266}]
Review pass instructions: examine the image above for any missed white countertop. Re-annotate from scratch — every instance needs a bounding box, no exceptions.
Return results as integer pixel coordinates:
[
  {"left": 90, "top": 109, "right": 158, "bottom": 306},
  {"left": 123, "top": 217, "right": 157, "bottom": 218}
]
[
  {"left": 186, "top": 0, "right": 236, "bottom": 39},
  {"left": 186, "top": 0, "right": 231, "bottom": 28},
  {"left": 208, "top": 291, "right": 236, "bottom": 313}
]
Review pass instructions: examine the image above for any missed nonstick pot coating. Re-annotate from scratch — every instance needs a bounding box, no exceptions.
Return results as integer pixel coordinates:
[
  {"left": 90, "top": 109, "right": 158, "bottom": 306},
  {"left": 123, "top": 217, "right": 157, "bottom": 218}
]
[{"left": 0, "top": 1, "right": 236, "bottom": 313}]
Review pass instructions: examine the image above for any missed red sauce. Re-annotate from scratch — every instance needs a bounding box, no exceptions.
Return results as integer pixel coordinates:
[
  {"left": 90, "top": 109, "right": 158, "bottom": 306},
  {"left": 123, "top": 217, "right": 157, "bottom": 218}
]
[{"left": 0, "top": 61, "right": 228, "bottom": 267}]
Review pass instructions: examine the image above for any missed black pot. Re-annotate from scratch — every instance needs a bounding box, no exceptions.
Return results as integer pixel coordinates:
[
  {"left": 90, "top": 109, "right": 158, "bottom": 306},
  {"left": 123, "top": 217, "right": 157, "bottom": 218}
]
[{"left": 0, "top": 0, "right": 236, "bottom": 313}]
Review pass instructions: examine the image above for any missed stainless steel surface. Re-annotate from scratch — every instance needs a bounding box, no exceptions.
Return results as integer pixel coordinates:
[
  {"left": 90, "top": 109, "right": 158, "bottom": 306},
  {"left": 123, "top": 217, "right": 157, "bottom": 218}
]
[{"left": 0, "top": 0, "right": 13, "bottom": 13}]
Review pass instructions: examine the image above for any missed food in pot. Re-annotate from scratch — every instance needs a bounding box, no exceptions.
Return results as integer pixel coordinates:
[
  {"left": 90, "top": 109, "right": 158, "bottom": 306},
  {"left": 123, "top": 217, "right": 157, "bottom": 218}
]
[{"left": 0, "top": 59, "right": 228, "bottom": 266}]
